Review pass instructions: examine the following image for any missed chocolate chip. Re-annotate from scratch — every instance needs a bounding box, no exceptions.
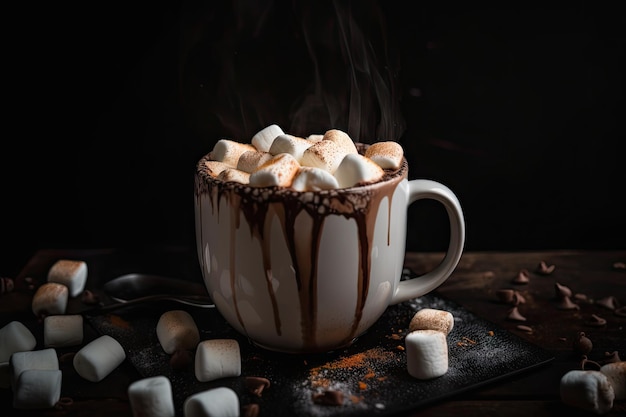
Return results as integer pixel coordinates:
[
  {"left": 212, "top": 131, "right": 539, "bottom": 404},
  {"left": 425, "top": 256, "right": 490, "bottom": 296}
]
[
  {"left": 556, "top": 296, "right": 580, "bottom": 310},
  {"left": 586, "top": 314, "right": 607, "bottom": 327},
  {"left": 596, "top": 296, "right": 620, "bottom": 310},
  {"left": 516, "top": 325, "right": 533, "bottom": 333},
  {"left": 615, "top": 306, "right": 626, "bottom": 317},
  {"left": 506, "top": 306, "right": 527, "bottom": 322},
  {"left": 245, "top": 376, "right": 271, "bottom": 397},
  {"left": 554, "top": 282, "right": 572, "bottom": 298},
  {"left": 612, "top": 261, "right": 626, "bottom": 270},
  {"left": 602, "top": 351, "right": 621, "bottom": 364},
  {"left": 572, "top": 332, "right": 593, "bottom": 356},
  {"left": 536, "top": 261, "right": 555, "bottom": 275},
  {"left": 512, "top": 269, "right": 530, "bottom": 284},
  {"left": 496, "top": 289, "right": 525, "bottom": 305},
  {"left": 0, "top": 277, "right": 14, "bottom": 295},
  {"left": 312, "top": 390, "right": 344, "bottom": 406}
]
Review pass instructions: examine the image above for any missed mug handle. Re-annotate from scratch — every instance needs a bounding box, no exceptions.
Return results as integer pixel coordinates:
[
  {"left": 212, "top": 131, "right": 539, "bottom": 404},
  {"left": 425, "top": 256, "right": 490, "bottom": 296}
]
[{"left": 390, "top": 179, "right": 466, "bottom": 304}]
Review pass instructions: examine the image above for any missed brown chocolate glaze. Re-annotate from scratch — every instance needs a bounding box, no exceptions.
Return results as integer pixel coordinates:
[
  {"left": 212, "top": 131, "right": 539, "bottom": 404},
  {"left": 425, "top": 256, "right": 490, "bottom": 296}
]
[{"left": 195, "top": 143, "right": 407, "bottom": 351}]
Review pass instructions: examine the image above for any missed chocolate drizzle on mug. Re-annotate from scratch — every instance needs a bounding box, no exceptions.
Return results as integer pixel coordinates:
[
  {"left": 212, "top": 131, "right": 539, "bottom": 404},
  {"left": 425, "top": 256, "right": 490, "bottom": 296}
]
[{"left": 195, "top": 144, "right": 407, "bottom": 352}]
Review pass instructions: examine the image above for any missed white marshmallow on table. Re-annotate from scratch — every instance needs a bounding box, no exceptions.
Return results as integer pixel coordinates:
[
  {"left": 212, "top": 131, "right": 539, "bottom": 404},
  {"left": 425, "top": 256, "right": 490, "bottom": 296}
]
[
  {"left": 251, "top": 123, "right": 284, "bottom": 152},
  {"left": 195, "top": 339, "right": 241, "bottom": 382},
  {"left": 217, "top": 168, "right": 251, "bottom": 185},
  {"left": 73, "top": 334, "right": 126, "bottom": 382},
  {"left": 44, "top": 314, "right": 84, "bottom": 348},
  {"left": 0, "top": 320, "right": 37, "bottom": 362},
  {"left": 300, "top": 139, "right": 345, "bottom": 174},
  {"left": 365, "top": 141, "right": 404, "bottom": 170},
  {"left": 269, "top": 134, "right": 313, "bottom": 162},
  {"left": 249, "top": 153, "right": 300, "bottom": 188},
  {"left": 334, "top": 153, "right": 384, "bottom": 189},
  {"left": 236, "top": 150, "right": 273, "bottom": 173},
  {"left": 560, "top": 370, "right": 615, "bottom": 414},
  {"left": 405, "top": 329, "right": 449, "bottom": 380},
  {"left": 203, "top": 160, "right": 232, "bottom": 177},
  {"left": 32, "top": 282, "right": 69, "bottom": 317},
  {"left": 47, "top": 259, "right": 88, "bottom": 297},
  {"left": 211, "top": 139, "right": 256, "bottom": 167},
  {"left": 184, "top": 386, "right": 239, "bottom": 417},
  {"left": 13, "top": 369, "right": 62, "bottom": 410},
  {"left": 291, "top": 166, "right": 339, "bottom": 191},
  {"left": 156, "top": 310, "right": 200, "bottom": 355},
  {"left": 128, "top": 375, "right": 175, "bottom": 417},
  {"left": 408, "top": 308, "right": 455, "bottom": 336},
  {"left": 9, "top": 348, "right": 59, "bottom": 389},
  {"left": 323, "top": 129, "right": 358, "bottom": 155},
  {"left": 601, "top": 361, "right": 626, "bottom": 400}
]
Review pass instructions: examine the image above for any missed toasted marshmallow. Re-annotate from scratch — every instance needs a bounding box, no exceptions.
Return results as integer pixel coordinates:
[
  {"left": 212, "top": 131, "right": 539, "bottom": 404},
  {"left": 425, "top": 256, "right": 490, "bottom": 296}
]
[
  {"left": 560, "top": 370, "right": 615, "bottom": 414},
  {"left": 13, "top": 369, "right": 62, "bottom": 410},
  {"left": 251, "top": 124, "right": 284, "bottom": 152},
  {"left": 32, "top": 282, "right": 69, "bottom": 317},
  {"left": 0, "top": 321, "right": 36, "bottom": 362},
  {"left": 217, "top": 168, "right": 250, "bottom": 184},
  {"left": 269, "top": 134, "right": 313, "bottom": 162},
  {"left": 323, "top": 129, "right": 358, "bottom": 155},
  {"left": 73, "top": 335, "right": 126, "bottom": 382},
  {"left": 237, "top": 150, "right": 273, "bottom": 173},
  {"left": 203, "top": 160, "right": 231, "bottom": 177},
  {"left": 365, "top": 141, "right": 404, "bottom": 170},
  {"left": 300, "top": 139, "right": 345, "bottom": 174},
  {"left": 194, "top": 339, "right": 241, "bottom": 382},
  {"left": 156, "top": 310, "right": 200, "bottom": 355},
  {"left": 47, "top": 259, "right": 87, "bottom": 298},
  {"left": 405, "top": 330, "right": 449, "bottom": 380},
  {"left": 211, "top": 139, "right": 256, "bottom": 167},
  {"left": 601, "top": 362, "right": 626, "bottom": 400},
  {"left": 291, "top": 166, "right": 339, "bottom": 191},
  {"left": 9, "top": 348, "right": 59, "bottom": 389},
  {"left": 44, "top": 314, "right": 84, "bottom": 348},
  {"left": 184, "top": 387, "right": 239, "bottom": 417},
  {"left": 128, "top": 375, "right": 175, "bottom": 417},
  {"left": 334, "top": 153, "right": 384, "bottom": 188},
  {"left": 249, "top": 153, "right": 300, "bottom": 188},
  {"left": 409, "top": 308, "right": 454, "bottom": 336}
]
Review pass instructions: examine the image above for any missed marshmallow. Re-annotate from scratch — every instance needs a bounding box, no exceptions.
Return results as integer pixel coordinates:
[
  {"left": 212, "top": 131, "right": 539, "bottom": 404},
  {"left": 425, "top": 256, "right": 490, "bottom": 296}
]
[
  {"left": 291, "top": 166, "right": 340, "bottom": 191},
  {"left": 323, "top": 129, "right": 358, "bottom": 155},
  {"left": 156, "top": 310, "right": 200, "bottom": 355},
  {"left": 300, "top": 139, "right": 345, "bottom": 174},
  {"left": 251, "top": 123, "right": 284, "bottom": 152},
  {"left": 405, "top": 330, "right": 449, "bottom": 380},
  {"left": 601, "top": 362, "right": 626, "bottom": 400},
  {"left": 249, "top": 153, "right": 300, "bottom": 188},
  {"left": 306, "top": 134, "right": 324, "bottom": 142},
  {"left": 365, "top": 141, "right": 404, "bottom": 170},
  {"left": 211, "top": 139, "right": 256, "bottom": 167},
  {"left": 73, "top": 335, "right": 126, "bottom": 382},
  {"left": 13, "top": 369, "right": 62, "bottom": 409},
  {"left": 128, "top": 375, "right": 175, "bottom": 417},
  {"left": 217, "top": 168, "right": 250, "bottom": 184},
  {"left": 0, "top": 321, "right": 36, "bottom": 362},
  {"left": 32, "top": 282, "right": 69, "bottom": 317},
  {"left": 408, "top": 308, "right": 454, "bottom": 336},
  {"left": 334, "top": 153, "right": 384, "bottom": 188},
  {"left": 269, "top": 134, "right": 313, "bottom": 162},
  {"left": 184, "top": 387, "right": 239, "bottom": 417},
  {"left": 560, "top": 370, "right": 615, "bottom": 414},
  {"left": 47, "top": 259, "right": 88, "bottom": 297},
  {"left": 203, "top": 160, "right": 232, "bottom": 177},
  {"left": 195, "top": 339, "right": 241, "bottom": 382},
  {"left": 44, "top": 314, "right": 84, "bottom": 348},
  {"left": 10, "top": 348, "right": 59, "bottom": 389},
  {"left": 237, "top": 150, "right": 273, "bottom": 173}
]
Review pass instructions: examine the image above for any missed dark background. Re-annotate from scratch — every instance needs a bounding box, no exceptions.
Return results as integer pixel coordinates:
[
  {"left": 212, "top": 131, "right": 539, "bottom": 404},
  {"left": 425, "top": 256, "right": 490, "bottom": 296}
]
[{"left": 3, "top": 1, "right": 625, "bottom": 277}]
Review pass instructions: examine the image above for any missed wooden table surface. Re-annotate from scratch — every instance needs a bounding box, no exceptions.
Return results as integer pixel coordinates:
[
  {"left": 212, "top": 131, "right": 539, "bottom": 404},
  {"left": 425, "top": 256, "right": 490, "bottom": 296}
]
[{"left": 1, "top": 248, "right": 625, "bottom": 416}]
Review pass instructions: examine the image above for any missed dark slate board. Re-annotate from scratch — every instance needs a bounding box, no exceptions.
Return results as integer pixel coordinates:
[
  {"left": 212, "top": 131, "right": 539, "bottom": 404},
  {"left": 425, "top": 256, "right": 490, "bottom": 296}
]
[{"left": 87, "top": 268, "right": 554, "bottom": 417}]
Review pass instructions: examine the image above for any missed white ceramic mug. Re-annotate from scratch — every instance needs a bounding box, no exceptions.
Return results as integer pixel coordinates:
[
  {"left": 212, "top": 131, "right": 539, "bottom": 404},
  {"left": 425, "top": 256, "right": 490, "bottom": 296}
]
[{"left": 194, "top": 149, "right": 465, "bottom": 353}]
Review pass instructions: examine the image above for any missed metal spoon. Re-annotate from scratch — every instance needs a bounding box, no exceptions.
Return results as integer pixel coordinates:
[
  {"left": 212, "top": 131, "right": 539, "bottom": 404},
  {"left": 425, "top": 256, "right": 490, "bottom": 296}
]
[{"left": 84, "top": 273, "right": 215, "bottom": 315}]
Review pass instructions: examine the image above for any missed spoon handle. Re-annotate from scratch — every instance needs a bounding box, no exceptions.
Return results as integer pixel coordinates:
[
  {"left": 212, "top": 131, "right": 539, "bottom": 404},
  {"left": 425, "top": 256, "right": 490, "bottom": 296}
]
[{"left": 82, "top": 295, "right": 215, "bottom": 315}]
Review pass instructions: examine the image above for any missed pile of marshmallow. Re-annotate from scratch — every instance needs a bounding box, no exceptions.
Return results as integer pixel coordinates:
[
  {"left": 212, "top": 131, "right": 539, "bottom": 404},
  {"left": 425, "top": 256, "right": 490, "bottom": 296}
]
[
  {"left": 560, "top": 365, "right": 625, "bottom": 414},
  {"left": 203, "top": 124, "right": 404, "bottom": 191}
]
